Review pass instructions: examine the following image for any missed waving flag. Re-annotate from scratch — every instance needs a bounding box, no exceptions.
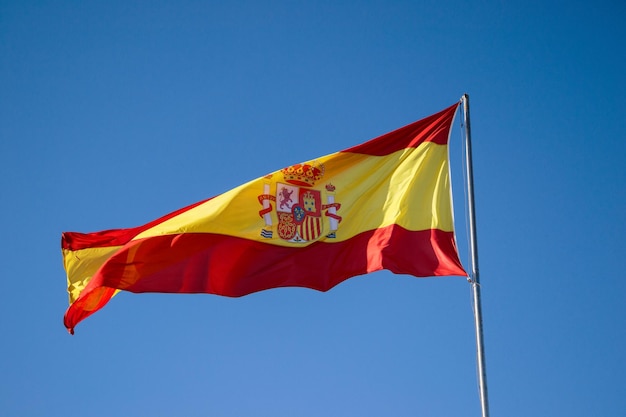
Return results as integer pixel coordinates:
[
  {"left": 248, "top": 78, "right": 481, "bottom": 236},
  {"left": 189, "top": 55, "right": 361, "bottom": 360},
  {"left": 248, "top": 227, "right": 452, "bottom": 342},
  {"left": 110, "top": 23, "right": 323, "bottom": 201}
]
[{"left": 62, "top": 102, "right": 467, "bottom": 334}]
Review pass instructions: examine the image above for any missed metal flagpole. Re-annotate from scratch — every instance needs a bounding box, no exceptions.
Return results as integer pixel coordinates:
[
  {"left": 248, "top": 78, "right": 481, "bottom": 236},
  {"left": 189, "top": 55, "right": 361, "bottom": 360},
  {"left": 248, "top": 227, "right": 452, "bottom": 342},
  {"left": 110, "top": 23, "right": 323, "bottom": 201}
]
[{"left": 461, "top": 93, "right": 490, "bottom": 417}]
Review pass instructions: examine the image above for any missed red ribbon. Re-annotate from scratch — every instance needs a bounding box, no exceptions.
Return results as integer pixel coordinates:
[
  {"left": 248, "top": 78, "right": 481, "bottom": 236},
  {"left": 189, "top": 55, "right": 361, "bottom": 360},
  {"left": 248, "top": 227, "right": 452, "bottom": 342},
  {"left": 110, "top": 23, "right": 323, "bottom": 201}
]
[{"left": 258, "top": 194, "right": 276, "bottom": 218}]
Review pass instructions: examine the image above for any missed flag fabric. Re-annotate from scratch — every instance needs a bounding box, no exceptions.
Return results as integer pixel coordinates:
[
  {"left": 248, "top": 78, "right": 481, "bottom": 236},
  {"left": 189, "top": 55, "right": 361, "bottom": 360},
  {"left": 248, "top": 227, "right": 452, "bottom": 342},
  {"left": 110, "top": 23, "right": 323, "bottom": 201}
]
[{"left": 62, "top": 102, "right": 467, "bottom": 334}]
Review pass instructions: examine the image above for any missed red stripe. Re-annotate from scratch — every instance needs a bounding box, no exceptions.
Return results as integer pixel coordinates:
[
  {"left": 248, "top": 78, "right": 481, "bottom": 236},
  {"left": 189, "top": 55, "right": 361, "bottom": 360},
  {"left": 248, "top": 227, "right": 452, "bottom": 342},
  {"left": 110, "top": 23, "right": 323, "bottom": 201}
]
[
  {"left": 62, "top": 104, "right": 457, "bottom": 251},
  {"left": 61, "top": 103, "right": 458, "bottom": 250},
  {"left": 302, "top": 217, "right": 317, "bottom": 241},
  {"left": 62, "top": 197, "right": 213, "bottom": 250},
  {"left": 341, "top": 103, "right": 458, "bottom": 156},
  {"left": 64, "top": 225, "right": 466, "bottom": 332}
]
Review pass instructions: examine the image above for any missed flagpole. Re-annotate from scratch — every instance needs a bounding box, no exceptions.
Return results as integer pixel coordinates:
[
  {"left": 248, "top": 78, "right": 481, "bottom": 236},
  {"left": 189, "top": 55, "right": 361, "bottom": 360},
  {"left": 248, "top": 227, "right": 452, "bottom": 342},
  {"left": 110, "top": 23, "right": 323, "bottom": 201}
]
[{"left": 461, "top": 93, "right": 490, "bottom": 417}]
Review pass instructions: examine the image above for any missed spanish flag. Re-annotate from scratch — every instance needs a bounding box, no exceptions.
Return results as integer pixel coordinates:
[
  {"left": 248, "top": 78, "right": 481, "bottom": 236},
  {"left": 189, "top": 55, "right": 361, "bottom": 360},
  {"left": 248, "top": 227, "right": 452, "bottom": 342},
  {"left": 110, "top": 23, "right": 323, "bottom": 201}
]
[{"left": 62, "top": 103, "right": 467, "bottom": 334}]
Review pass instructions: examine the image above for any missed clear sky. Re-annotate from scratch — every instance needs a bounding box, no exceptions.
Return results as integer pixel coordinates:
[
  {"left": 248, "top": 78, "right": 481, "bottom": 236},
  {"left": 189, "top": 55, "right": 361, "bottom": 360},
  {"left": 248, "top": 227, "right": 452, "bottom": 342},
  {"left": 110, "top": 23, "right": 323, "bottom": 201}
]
[{"left": 1, "top": 1, "right": 625, "bottom": 416}]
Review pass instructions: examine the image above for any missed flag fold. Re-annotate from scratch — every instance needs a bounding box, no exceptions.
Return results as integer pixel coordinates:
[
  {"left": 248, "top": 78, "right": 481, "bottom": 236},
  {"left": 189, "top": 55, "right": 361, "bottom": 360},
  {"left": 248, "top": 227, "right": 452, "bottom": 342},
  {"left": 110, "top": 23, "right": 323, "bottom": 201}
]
[{"left": 62, "top": 102, "right": 467, "bottom": 333}]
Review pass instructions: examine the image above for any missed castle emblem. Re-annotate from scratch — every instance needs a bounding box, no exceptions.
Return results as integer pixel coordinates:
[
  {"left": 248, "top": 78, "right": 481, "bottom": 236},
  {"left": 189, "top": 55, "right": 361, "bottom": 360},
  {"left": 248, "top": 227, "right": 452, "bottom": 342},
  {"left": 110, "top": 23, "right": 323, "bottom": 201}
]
[{"left": 258, "top": 162, "right": 342, "bottom": 243}]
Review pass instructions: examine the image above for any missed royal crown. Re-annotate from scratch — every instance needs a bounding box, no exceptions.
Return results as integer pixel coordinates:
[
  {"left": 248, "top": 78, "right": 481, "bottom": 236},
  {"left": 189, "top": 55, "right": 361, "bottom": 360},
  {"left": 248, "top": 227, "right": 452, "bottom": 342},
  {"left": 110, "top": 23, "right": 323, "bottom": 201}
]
[{"left": 281, "top": 162, "right": 324, "bottom": 187}]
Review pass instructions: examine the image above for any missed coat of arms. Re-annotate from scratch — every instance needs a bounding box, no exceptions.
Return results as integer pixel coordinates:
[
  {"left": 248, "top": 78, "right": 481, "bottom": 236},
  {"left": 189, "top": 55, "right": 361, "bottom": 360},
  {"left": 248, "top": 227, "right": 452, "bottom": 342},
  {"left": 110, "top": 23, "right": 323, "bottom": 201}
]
[{"left": 257, "top": 162, "right": 341, "bottom": 242}]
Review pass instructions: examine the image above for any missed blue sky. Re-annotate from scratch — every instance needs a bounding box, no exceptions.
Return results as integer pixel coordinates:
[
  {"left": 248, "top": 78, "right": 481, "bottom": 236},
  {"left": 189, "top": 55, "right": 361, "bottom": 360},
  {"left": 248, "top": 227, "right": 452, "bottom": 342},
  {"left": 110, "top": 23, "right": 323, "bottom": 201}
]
[{"left": 1, "top": 1, "right": 625, "bottom": 416}]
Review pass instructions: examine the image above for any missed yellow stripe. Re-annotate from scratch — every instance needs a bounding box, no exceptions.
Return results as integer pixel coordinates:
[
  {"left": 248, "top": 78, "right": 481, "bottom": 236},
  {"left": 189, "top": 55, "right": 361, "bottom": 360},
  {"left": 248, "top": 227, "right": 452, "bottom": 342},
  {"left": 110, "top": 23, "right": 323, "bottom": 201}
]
[
  {"left": 64, "top": 142, "right": 454, "bottom": 304},
  {"left": 63, "top": 246, "right": 122, "bottom": 304},
  {"left": 134, "top": 142, "right": 454, "bottom": 246}
]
